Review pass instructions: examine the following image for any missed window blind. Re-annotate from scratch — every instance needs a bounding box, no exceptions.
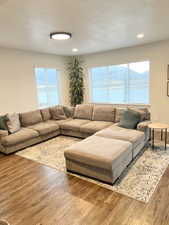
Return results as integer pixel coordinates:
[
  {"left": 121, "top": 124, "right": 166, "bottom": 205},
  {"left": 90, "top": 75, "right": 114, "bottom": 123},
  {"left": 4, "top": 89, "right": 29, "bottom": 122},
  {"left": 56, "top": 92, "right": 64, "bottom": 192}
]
[
  {"left": 90, "top": 61, "right": 149, "bottom": 104},
  {"left": 35, "top": 68, "right": 60, "bottom": 108}
]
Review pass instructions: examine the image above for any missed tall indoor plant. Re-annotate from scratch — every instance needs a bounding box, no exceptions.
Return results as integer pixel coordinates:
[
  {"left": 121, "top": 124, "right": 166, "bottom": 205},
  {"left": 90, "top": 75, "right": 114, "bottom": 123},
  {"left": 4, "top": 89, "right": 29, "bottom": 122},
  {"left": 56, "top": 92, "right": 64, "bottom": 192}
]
[{"left": 67, "top": 56, "right": 84, "bottom": 106}]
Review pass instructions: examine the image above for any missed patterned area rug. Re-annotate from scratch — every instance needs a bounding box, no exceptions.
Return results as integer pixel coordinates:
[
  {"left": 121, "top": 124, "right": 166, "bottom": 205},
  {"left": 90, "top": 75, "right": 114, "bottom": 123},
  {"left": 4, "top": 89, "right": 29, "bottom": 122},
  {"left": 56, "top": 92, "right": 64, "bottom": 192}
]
[{"left": 16, "top": 136, "right": 169, "bottom": 203}]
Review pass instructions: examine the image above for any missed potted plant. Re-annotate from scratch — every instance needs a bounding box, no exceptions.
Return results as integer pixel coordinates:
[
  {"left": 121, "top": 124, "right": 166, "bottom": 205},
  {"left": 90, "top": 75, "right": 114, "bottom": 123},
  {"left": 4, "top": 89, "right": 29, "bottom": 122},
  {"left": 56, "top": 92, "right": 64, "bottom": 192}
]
[{"left": 67, "top": 56, "right": 84, "bottom": 106}]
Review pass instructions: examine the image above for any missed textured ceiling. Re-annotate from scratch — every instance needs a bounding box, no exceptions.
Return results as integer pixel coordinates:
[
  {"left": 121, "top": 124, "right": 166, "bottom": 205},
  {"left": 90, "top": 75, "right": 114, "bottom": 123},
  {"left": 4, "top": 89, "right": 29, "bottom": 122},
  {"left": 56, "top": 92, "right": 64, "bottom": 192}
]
[{"left": 0, "top": 0, "right": 169, "bottom": 55}]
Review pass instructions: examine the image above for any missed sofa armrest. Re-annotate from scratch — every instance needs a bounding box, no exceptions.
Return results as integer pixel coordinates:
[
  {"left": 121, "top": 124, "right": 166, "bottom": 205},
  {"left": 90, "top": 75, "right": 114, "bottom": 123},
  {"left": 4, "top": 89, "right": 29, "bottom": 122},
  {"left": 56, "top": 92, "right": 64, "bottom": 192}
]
[
  {"left": 137, "top": 120, "right": 151, "bottom": 132},
  {"left": 137, "top": 120, "right": 151, "bottom": 141},
  {"left": 0, "top": 130, "right": 8, "bottom": 139}
]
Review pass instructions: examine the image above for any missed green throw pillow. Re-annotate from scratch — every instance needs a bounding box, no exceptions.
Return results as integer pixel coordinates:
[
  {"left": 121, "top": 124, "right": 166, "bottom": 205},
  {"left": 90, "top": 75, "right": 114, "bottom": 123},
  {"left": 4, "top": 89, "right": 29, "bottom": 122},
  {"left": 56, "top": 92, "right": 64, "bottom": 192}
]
[
  {"left": 118, "top": 109, "right": 141, "bottom": 129},
  {"left": 0, "top": 115, "right": 8, "bottom": 130}
]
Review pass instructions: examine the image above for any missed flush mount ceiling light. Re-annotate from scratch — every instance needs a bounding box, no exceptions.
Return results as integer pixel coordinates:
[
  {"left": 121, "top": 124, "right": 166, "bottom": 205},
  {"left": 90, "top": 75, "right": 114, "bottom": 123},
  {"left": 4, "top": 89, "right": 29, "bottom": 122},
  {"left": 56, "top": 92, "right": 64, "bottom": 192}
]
[
  {"left": 72, "top": 48, "right": 78, "bottom": 52},
  {"left": 137, "top": 33, "right": 144, "bottom": 39},
  {"left": 50, "top": 32, "right": 72, "bottom": 40}
]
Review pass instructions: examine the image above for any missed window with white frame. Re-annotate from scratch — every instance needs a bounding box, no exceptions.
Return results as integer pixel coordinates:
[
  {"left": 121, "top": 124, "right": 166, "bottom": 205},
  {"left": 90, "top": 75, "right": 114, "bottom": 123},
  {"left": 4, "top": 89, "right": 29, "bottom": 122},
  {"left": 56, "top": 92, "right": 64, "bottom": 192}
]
[
  {"left": 90, "top": 61, "right": 149, "bottom": 104},
  {"left": 35, "top": 68, "right": 60, "bottom": 108}
]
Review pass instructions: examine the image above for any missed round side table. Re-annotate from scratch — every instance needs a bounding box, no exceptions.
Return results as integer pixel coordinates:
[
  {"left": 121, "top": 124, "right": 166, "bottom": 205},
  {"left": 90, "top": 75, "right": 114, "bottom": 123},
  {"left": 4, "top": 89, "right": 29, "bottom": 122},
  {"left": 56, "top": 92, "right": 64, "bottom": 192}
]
[{"left": 148, "top": 123, "right": 169, "bottom": 150}]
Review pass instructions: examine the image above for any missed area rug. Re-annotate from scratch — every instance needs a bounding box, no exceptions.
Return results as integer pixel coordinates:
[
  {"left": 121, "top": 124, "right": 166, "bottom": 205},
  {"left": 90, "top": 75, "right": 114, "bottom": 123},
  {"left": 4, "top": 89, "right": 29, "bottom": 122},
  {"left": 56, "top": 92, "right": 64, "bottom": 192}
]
[{"left": 16, "top": 136, "right": 169, "bottom": 203}]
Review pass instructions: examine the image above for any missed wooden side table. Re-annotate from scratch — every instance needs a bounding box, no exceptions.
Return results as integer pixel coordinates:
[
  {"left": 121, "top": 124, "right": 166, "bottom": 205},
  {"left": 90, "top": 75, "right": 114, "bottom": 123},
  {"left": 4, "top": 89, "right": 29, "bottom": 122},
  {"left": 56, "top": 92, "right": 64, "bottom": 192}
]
[{"left": 148, "top": 123, "right": 169, "bottom": 150}]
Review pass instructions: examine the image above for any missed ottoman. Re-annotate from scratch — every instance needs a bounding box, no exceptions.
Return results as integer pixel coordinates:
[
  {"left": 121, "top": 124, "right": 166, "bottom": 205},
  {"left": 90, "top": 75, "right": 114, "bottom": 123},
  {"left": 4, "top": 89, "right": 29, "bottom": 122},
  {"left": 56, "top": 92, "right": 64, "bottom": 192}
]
[
  {"left": 95, "top": 125, "right": 145, "bottom": 158},
  {"left": 64, "top": 135, "right": 132, "bottom": 184}
]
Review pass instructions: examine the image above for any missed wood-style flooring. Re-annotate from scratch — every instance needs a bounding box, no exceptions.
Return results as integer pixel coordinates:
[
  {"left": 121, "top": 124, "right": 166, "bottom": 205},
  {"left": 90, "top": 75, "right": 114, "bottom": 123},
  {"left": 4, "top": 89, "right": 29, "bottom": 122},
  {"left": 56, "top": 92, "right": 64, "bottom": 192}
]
[{"left": 0, "top": 154, "right": 169, "bottom": 225}]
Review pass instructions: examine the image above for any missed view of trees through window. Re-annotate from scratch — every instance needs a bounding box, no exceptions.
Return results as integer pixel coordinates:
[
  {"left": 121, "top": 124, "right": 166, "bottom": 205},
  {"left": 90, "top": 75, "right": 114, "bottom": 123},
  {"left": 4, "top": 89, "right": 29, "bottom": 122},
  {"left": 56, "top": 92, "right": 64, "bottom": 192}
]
[
  {"left": 90, "top": 61, "right": 149, "bottom": 104},
  {"left": 35, "top": 68, "right": 60, "bottom": 108}
]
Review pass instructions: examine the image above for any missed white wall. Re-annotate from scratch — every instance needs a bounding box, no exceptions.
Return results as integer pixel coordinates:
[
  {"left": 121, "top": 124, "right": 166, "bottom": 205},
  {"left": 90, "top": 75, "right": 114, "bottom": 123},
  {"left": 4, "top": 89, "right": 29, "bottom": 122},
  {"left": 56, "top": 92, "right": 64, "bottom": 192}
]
[
  {"left": 1, "top": 40, "right": 169, "bottom": 124},
  {"left": 0, "top": 48, "right": 69, "bottom": 114},
  {"left": 82, "top": 40, "right": 169, "bottom": 124}
]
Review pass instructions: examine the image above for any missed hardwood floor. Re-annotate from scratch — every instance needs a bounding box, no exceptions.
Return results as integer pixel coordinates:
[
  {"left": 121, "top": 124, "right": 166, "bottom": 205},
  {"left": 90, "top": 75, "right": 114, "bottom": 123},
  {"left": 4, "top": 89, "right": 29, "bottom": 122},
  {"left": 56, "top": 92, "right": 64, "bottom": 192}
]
[{"left": 0, "top": 154, "right": 169, "bottom": 225}]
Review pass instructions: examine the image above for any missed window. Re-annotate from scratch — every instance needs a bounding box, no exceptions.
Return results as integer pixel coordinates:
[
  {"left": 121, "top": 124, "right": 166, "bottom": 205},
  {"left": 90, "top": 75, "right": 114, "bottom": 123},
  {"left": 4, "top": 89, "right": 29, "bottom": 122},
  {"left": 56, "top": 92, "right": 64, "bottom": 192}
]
[
  {"left": 35, "top": 68, "right": 60, "bottom": 108},
  {"left": 90, "top": 61, "right": 149, "bottom": 104}
]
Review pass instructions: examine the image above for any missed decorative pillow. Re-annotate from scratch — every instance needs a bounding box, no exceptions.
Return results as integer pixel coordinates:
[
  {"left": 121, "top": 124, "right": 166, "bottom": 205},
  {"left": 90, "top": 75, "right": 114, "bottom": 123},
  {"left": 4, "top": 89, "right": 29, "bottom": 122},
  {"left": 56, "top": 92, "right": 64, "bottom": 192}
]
[
  {"left": 63, "top": 106, "right": 75, "bottom": 118},
  {"left": 118, "top": 109, "right": 141, "bottom": 129},
  {"left": 20, "top": 110, "right": 43, "bottom": 127},
  {"left": 41, "top": 108, "right": 51, "bottom": 121},
  {"left": 50, "top": 106, "right": 67, "bottom": 120},
  {"left": 129, "top": 107, "right": 150, "bottom": 121},
  {"left": 6, "top": 113, "right": 21, "bottom": 134},
  {"left": 92, "top": 105, "right": 116, "bottom": 122},
  {"left": 74, "top": 104, "right": 93, "bottom": 120},
  {"left": 0, "top": 115, "right": 8, "bottom": 130}
]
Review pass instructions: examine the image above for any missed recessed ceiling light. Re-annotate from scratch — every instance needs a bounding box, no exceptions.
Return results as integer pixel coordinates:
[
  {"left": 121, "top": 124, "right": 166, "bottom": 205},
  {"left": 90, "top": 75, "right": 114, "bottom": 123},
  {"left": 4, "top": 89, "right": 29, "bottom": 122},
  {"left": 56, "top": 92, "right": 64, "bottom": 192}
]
[
  {"left": 72, "top": 48, "right": 78, "bottom": 52},
  {"left": 137, "top": 33, "right": 144, "bottom": 39},
  {"left": 50, "top": 32, "right": 72, "bottom": 40}
]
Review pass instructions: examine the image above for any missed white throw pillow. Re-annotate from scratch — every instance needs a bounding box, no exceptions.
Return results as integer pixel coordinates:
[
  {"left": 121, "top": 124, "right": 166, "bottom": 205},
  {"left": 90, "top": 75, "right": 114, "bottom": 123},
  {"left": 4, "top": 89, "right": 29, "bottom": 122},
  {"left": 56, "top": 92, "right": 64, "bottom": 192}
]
[{"left": 6, "top": 113, "right": 21, "bottom": 133}]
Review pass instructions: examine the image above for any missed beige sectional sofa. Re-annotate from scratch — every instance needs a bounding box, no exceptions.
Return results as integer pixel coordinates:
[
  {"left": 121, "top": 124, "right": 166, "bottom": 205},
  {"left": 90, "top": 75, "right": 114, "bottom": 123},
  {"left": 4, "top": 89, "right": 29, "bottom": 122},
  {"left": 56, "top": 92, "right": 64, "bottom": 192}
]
[
  {"left": 0, "top": 103, "right": 150, "bottom": 184},
  {"left": 63, "top": 104, "right": 150, "bottom": 184},
  {"left": 61, "top": 104, "right": 116, "bottom": 138},
  {"left": 0, "top": 108, "right": 61, "bottom": 154},
  {"left": 64, "top": 124, "right": 148, "bottom": 183}
]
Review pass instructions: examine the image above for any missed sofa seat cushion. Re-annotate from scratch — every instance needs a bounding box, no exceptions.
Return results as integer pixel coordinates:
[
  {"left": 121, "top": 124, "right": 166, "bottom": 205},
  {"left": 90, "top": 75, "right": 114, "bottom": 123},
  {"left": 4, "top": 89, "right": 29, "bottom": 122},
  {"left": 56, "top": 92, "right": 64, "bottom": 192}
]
[
  {"left": 92, "top": 105, "right": 116, "bottom": 122},
  {"left": 28, "top": 121, "right": 59, "bottom": 135},
  {"left": 60, "top": 119, "right": 90, "bottom": 132},
  {"left": 48, "top": 118, "right": 72, "bottom": 126},
  {"left": 1, "top": 128, "right": 39, "bottom": 147},
  {"left": 64, "top": 135, "right": 132, "bottom": 171},
  {"left": 95, "top": 125, "right": 145, "bottom": 149},
  {"left": 80, "top": 121, "right": 113, "bottom": 134}
]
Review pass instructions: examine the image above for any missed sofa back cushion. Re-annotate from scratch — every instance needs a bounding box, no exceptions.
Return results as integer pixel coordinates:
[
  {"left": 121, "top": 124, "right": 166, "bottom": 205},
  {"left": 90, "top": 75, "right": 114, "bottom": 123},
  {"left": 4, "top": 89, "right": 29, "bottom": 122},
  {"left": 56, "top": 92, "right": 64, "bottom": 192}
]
[
  {"left": 6, "top": 113, "right": 21, "bottom": 133},
  {"left": 63, "top": 106, "right": 75, "bottom": 118},
  {"left": 41, "top": 108, "right": 51, "bottom": 121},
  {"left": 115, "top": 108, "right": 126, "bottom": 122},
  {"left": 129, "top": 107, "right": 150, "bottom": 121},
  {"left": 74, "top": 104, "right": 93, "bottom": 120},
  {"left": 50, "top": 105, "right": 66, "bottom": 120},
  {"left": 115, "top": 106, "right": 150, "bottom": 122},
  {"left": 92, "top": 105, "right": 116, "bottom": 122},
  {"left": 20, "top": 110, "right": 43, "bottom": 127}
]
